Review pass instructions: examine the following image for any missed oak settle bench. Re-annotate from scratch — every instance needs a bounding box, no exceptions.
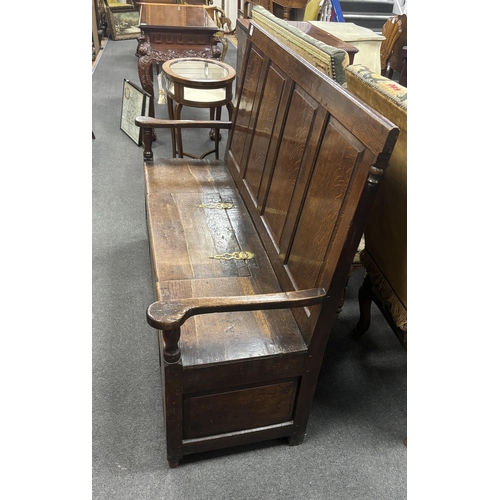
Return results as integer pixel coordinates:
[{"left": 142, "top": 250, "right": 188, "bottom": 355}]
[{"left": 135, "top": 23, "right": 399, "bottom": 468}]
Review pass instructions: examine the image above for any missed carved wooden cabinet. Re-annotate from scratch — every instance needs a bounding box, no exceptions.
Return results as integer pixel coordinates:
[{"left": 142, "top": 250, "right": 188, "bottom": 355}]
[{"left": 136, "top": 4, "right": 223, "bottom": 118}]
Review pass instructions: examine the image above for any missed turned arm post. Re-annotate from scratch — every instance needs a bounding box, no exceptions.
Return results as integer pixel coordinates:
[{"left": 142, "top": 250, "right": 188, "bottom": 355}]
[
  {"left": 162, "top": 327, "right": 181, "bottom": 364},
  {"left": 142, "top": 126, "right": 154, "bottom": 162}
]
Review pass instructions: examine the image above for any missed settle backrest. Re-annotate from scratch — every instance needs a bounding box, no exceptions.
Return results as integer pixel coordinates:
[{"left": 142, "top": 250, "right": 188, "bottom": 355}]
[
  {"left": 225, "top": 24, "right": 399, "bottom": 343},
  {"left": 345, "top": 64, "right": 407, "bottom": 337}
]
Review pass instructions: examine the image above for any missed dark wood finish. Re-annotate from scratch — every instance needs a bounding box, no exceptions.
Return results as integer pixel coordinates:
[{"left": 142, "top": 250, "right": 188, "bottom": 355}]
[
  {"left": 244, "top": 0, "right": 308, "bottom": 21},
  {"left": 380, "top": 14, "right": 407, "bottom": 77},
  {"left": 399, "top": 46, "right": 407, "bottom": 87},
  {"left": 243, "top": 0, "right": 271, "bottom": 19},
  {"left": 135, "top": 22, "right": 399, "bottom": 467},
  {"left": 135, "top": 4, "right": 223, "bottom": 119},
  {"left": 387, "top": 15, "right": 407, "bottom": 84},
  {"left": 235, "top": 19, "right": 251, "bottom": 90},
  {"left": 271, "top": 0, "right": 308, "bottom": 20}
]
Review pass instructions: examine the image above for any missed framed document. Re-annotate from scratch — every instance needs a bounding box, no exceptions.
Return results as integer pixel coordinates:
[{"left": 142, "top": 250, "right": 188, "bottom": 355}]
[{"left": 120, "top": 79, "right": 151, "bottom": 146}]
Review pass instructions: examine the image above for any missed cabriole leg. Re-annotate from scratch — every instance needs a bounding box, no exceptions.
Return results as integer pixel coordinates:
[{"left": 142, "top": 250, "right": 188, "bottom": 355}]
[{"left": 350, "top": 273, "right": 373, "bottom": 340}]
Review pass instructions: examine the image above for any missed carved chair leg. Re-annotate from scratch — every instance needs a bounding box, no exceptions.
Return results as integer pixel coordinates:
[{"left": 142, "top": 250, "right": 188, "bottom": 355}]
[{"left": 350, "top": 273, "right": 373, "bottom": 340}]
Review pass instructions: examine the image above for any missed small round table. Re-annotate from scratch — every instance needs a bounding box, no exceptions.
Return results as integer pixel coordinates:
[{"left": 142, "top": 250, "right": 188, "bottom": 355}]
[{"left": 162, "top": 57, "right": 236, "bottom": 159}]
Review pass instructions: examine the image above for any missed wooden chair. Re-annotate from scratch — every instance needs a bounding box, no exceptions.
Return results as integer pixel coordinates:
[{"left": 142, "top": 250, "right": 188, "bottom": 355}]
[
  {"left": 379, "top": 14, "right": 406, "bottom": 78},
  {"left": 386, "top": 17, "right": 407, "bottom": 85},
  {"left": 205, "top": 5, "right": 233, "bottom": 33}
]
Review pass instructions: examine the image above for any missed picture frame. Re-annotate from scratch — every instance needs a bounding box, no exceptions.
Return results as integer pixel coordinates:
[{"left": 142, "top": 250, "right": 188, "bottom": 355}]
[
  {"left": 120, "top": 79, "right": 151, "bottom": 146},
  {"left": 107, "top": 8, "right": 141, "bottom": 41}
]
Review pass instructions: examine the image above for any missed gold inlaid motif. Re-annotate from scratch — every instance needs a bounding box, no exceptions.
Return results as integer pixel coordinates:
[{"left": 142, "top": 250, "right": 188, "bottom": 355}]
[
  {"left": 209, "top": 251, "right": 255, "bottom": 261},
  {"left": 197, "top": 202, "right": 234, "bottom": 209}
]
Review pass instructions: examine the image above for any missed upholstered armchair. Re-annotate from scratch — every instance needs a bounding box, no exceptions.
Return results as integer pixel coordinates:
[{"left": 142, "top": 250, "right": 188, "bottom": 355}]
[
  {"left": 251, "top": 5, "right": 350, "bottom": 85},
  {"left": 345, "top": 65, "right": 407, "bottom": 349}
]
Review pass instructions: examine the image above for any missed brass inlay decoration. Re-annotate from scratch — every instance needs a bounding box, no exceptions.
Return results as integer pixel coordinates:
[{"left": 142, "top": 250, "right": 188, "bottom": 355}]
[
  {"left": 197, "top": 202, "right": 234, "bottom": 209},
  {"left": 209, "top": 251, "right": 255, "bottom": 260}
]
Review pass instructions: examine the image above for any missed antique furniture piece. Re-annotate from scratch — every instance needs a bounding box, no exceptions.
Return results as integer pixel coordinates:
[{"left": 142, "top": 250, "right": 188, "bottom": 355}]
[
  {"left": 162, "top": 57, "right": 235, "bottom": 158},
  {"left": 92, "top": 0, "right": 101, "bottom": 61},
  {"left": 136, "top": 4, "right": 224, "bottom": 119},
  {"left": 288, "top": 20, "right": 358, "bottom": 64},
  {"left": 236, "top": 6, "right": 356, "bottom": 89},
  {"left": 309, "top": 21, "right": 385, "bottom": 73},
  {"left": 252, "top": 5, "right": 358, "bottom": 66},
  {"left": 135, "top": 22, "right": 399, "bottom": 467},
  {"left": 204, "top": 5, "right": 233, "bottom": 33},
  {"left": 242, "top": 0, "right": 270, "bottom": 19},
  {"left": 243, "top": 0, "right": 308, "bottom": 21},
  {"left": 94, "top": 0, "right": 107, "bottom": 31},
  {"left": 380, "top": 14, "right": 406, "bottom": 79},
  {"left": 345, "top": 64, "right": 407, "bottom": 349},
  {"left": 271, "top": 0, "right": 309, "bottom": 20}
]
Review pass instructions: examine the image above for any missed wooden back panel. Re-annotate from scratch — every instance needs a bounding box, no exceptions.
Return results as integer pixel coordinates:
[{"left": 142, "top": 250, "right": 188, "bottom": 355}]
[{"left": 225, "top": 23, "right": 399, "bottom": 343}]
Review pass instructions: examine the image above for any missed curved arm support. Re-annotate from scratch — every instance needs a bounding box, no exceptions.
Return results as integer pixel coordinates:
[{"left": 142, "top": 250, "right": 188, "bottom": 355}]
[{"left": 147, "top": 288, "right": 327, "bottom": 330}]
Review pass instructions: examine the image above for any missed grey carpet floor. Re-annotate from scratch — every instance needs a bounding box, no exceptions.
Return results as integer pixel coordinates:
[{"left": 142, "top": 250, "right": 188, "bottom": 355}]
[{"left": 92, "top": 37, "right": 407, "bottom": 499}]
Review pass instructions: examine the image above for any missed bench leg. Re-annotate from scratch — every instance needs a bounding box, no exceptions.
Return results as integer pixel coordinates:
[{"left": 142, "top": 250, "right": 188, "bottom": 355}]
[
  {"left": 164, "top": 360, "right": 184, "bottom": 468},
  {"left": 161, "top": 328, "right": 184, "bottom": 468}
]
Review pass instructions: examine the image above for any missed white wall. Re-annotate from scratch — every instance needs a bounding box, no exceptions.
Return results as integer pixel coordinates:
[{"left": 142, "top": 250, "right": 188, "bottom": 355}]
[
  {"left": 393, "top": 0, "right": 407, "bottom": 15},
  {"left": 212, "top": 0, "right": 239, "bottom": 31},
  {"left": 212, "top": 0, "right": 407, "bottom": 27}
]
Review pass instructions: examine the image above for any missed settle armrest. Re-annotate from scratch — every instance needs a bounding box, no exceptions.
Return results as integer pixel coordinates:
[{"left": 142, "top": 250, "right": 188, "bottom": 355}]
[
  {"left": 147, "top": 288, "right": 327, "bottom": 330},
  {"left": 135, "top": 116, "right": 233, "bottom": 161},
  {"left": 135, "top": 116, "right": 232, "bottom": 130}
]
